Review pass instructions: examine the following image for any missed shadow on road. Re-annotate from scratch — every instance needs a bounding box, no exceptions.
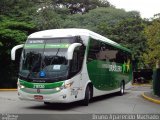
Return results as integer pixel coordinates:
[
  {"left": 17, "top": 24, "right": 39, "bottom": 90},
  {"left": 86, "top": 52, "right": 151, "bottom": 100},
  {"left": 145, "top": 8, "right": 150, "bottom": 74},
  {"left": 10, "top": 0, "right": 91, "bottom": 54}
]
[
  {"left": 91, "top": 92, "right": 129, "bottom": 103},
  {"left": 25, "top": 92, "right": 129, "bottom": 111}
]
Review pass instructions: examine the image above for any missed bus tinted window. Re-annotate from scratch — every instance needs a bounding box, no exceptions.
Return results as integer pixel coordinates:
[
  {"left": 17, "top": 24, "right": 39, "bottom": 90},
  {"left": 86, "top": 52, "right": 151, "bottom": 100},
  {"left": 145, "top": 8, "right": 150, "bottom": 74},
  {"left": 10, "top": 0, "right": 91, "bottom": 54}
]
[
  {"left": 87, "top": 38, "right": 131, "bottom": 64},
  {"left": 87, "top": 38, "right": 100, "bottom": 62}
]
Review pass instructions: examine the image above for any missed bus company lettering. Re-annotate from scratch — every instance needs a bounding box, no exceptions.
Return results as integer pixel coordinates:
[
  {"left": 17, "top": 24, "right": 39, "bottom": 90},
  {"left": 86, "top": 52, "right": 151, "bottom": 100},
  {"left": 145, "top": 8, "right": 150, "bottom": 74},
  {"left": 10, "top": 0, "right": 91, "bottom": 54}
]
[
  {"left": 29, "top": 40, "right": 44, "bottom": 44},
  {"left": 33, "top": 84, "right": 45, "bottom": 89},
  {"left": 102, "top": 62, "right": 122, "bottom": 72}
]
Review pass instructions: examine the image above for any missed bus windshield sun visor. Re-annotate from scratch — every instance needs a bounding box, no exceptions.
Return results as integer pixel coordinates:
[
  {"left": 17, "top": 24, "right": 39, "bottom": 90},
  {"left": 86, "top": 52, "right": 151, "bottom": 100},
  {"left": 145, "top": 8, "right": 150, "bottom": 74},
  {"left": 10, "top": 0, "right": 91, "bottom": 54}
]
[{"left": 66, "top": 43, "right": 82, "bottom": 60}]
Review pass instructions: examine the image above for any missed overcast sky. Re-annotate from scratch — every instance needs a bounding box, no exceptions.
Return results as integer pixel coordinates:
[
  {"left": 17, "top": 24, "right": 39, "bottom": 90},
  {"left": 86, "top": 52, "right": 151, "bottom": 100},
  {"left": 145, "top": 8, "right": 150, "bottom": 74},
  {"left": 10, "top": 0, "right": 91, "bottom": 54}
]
[{"left": 107, "top": 0, "right": 160, "bottom": 18}]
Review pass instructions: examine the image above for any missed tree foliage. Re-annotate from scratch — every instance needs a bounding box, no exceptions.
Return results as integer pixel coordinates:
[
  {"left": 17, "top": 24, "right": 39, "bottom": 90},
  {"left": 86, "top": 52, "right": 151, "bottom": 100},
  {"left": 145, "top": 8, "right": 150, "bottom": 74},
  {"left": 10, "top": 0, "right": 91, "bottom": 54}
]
[
  {"left": 143, "top": 18, "right": 160, "bottom": 68},
  {"left": 0, "top": 0, "right": 152, "bottom": 87},
  {"left": 55, "top": 0, "right": 112, "bottom": 14},
  {"left": 0, "top": 0, "right": 36, "bottom": 88},
  {"left": 0, "top": 14, "right": 36, "bottom": 88}
]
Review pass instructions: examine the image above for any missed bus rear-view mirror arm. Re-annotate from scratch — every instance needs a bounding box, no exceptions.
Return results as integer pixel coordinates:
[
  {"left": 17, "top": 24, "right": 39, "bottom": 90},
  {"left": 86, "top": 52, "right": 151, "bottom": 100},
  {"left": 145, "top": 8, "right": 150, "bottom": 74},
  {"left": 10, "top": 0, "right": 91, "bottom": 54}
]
[
  {"left": 11, "top": 44, "right": 24, "bottom": 60},
  {"left": 67, "top": 43, "right": 82, "bottom": 60}
]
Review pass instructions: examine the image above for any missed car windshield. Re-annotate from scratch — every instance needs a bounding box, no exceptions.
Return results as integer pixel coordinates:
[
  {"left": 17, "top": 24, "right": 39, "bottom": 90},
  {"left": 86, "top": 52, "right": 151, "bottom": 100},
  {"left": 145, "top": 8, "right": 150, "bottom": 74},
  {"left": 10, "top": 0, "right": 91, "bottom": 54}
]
[{"left": 19, "top": 38, "right": 72, "bottom": 81}]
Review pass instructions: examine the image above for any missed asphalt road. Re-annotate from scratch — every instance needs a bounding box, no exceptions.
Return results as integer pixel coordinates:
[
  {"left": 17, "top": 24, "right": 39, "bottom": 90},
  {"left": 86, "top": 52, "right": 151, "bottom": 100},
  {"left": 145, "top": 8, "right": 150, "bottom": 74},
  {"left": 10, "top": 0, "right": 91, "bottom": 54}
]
[
  {"left": 1, "top": 86, "right": 160, "bottom": 120},
  {"left": 0, "top": 86, "right": 160, "bottom": 115}
]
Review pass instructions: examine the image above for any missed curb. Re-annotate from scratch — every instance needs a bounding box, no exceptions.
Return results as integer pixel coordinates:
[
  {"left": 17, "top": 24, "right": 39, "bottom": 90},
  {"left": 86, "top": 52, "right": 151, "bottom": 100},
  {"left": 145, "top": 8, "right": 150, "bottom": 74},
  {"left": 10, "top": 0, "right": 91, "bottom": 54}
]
[
  {"left": 142, "top": 93, "right": 160, "bottom": 104},
  {"left": 0, "top": 89, "right": 17, "bottom": 91}
]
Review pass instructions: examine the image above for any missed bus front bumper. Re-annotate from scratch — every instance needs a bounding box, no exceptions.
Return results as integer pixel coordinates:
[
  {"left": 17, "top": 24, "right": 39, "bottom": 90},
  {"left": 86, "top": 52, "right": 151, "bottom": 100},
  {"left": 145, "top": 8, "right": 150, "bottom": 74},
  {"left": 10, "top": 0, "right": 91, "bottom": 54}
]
[{"left": 17, "top": 88, "right": 73, "bottom": 103}]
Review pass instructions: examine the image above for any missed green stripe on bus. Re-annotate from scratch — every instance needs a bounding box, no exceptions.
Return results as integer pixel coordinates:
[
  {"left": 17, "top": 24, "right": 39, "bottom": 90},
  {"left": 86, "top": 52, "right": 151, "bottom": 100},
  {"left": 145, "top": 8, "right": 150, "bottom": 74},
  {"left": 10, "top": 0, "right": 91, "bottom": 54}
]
[
  {"left": 19, "top": 79, "right": 64, "bottom": 89},
  {"left": 45, "top": 44, "right": 70, "bottom": 48},
  {"left": 24, "top": 44, "right": 44, "bottom": 49}
]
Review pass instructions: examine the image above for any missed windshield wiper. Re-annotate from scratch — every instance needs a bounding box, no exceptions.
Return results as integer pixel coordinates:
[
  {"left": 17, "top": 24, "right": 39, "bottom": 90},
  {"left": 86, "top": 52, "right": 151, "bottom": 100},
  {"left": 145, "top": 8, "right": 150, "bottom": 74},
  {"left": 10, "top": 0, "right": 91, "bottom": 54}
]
[{"left": 49, "top": 39, "right": 61, "bottom": 65}]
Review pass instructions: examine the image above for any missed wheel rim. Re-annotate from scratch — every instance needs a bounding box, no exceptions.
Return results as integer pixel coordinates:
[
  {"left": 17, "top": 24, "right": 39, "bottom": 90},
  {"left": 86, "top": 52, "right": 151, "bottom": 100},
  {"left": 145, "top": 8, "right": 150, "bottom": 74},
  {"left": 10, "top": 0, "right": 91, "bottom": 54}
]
[{"left": 121, "top": 84, "right": 124, "bottom": 94}]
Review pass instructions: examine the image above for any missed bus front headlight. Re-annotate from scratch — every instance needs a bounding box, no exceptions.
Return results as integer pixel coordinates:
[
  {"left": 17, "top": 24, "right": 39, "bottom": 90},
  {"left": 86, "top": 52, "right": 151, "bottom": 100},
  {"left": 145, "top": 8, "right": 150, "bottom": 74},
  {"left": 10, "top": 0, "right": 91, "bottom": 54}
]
[
  {"left": 55, "top": 86, "right": 64, "bottom": 91},
  {"left": 55, "top": 87, "right": 61, "bottom": 91},
  {"left": 20, "top": 85, "right": 25, "bottom": 89},
  {"left": 17, "top": 82, "right": 25, "bottom": 89},
  {"left": 18, "top": 85, "right": 25, "bottom": 89}
]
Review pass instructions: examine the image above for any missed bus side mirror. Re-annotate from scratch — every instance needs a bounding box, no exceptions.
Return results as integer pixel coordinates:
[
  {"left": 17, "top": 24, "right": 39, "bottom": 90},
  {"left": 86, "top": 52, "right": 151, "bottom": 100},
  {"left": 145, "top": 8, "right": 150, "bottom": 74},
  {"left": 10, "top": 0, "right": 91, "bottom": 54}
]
[
  {"left": 67, "top": 43, "right": 82, "bottom": 60},
  {"left": 11, "top": 44, "right": 24, "bottom": 60}
]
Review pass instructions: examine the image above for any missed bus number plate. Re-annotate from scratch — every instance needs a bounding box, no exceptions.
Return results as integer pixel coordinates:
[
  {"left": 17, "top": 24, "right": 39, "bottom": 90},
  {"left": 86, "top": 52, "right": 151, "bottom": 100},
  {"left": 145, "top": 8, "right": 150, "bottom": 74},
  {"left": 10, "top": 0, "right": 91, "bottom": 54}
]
[{"left": 34, "top": 95, "right": 43, "bottom": 100}]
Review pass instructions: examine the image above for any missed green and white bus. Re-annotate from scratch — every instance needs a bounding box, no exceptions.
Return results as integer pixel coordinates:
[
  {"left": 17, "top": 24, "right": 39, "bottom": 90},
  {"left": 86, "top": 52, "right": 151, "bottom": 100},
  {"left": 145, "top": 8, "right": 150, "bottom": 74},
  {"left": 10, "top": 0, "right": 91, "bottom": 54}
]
[{"left": 11, "top": 28, "right": 132, "bottom": 106}]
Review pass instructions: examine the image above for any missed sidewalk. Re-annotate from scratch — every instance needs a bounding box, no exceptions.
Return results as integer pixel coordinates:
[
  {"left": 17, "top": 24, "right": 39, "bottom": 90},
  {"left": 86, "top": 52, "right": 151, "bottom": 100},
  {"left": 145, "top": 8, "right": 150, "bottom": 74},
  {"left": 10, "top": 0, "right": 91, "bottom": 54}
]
[
  {"left": 132, "top": 83, "right": 152, "bottom": 87},
  {"left": 142, "top": 91, "right": 160, "bottom": 104},
  {"left": 131, "top": 83, "right": 160, "bottom": 104},
  {"left": 0, "top": 88, "right": 17, "bottom": 91}
]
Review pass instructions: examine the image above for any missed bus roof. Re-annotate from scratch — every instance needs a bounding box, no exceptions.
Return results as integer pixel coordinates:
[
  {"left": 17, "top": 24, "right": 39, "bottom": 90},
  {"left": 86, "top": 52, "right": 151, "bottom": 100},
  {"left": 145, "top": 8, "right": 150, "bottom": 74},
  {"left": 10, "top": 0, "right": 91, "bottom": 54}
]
[{"left": 28, "top": 28, "right": 131, "bottom": 53}]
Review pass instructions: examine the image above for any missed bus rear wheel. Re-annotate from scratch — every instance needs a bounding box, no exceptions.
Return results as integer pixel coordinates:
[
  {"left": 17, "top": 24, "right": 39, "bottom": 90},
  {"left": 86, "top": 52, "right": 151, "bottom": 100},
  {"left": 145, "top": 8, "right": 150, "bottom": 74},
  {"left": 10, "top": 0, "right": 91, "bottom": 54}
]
[
  {"left": 119, "top": 82, "right": 125, "bottom": 96},
  {"left": 81, "top": 85, "right": 92, "bottom": 106}
]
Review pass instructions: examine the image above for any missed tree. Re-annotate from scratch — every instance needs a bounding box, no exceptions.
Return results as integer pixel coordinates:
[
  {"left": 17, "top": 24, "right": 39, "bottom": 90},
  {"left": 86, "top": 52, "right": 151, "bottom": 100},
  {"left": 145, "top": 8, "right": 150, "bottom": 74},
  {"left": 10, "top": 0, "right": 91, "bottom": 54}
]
[
  {"left": 56, "top": 0, "right": 112, "bottom": 14},
  {"left": 62, "top": 7, "right": 130, "bottom": 29},
  {"left": 96, "top": 11, "right": 147, "bottom": 68},
  {"left": 34, "top": 8, "right": 64, "bottom": 30},
  {"left": 143, "top": 18, "right": 160, "bottom": 68},
  {"left": 0, "top": 16, "right": 36, "bottom": 88},
  {"left": 0, "top": 0, "right": 38, "bottom": 87}
]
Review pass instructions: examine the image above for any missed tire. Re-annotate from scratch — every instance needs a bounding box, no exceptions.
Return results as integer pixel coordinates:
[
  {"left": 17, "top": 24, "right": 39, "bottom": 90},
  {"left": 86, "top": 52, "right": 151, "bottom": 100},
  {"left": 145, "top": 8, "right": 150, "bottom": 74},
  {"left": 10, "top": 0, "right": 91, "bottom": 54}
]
[
  {"left": 119, "top": 82, "right": 125, "bottom": 96},
  {"left": 81, "top": 85, "right": 91, "bottom": 106}
]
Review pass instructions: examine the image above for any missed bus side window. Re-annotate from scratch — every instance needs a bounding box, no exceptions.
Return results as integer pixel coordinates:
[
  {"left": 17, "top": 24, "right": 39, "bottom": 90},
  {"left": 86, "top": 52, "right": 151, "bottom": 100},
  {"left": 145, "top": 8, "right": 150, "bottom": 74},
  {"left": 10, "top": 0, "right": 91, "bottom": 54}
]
[
  {"left": 116, "top": 50, "right": 131, "bottom": 64},
  {"left": 87, "top": 38, "right": 100, "bottom": 62},
  {"left": 70, "top": 50, "right": 79, "bottom": 74},
  {"left": 116, "top": 50, "right": 124, "bottom": 63},
  {"left": 104, "top": 44, "right": 118, "bottom": 62}
]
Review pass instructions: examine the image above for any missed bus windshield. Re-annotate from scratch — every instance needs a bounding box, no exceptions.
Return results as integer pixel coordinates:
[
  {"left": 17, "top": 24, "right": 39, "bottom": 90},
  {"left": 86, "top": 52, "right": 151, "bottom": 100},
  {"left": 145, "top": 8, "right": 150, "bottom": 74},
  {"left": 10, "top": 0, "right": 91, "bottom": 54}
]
[{"left": 19, "top": 38, "right": 73, "bottom": 82}]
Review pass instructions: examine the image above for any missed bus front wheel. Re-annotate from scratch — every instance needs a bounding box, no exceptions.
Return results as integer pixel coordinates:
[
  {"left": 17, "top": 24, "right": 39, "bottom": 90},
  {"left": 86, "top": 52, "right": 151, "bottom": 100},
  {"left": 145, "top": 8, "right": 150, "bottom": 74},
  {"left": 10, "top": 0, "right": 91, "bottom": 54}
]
[{"left": 81, "top": 85, "right": 92, "bottom": 106}]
